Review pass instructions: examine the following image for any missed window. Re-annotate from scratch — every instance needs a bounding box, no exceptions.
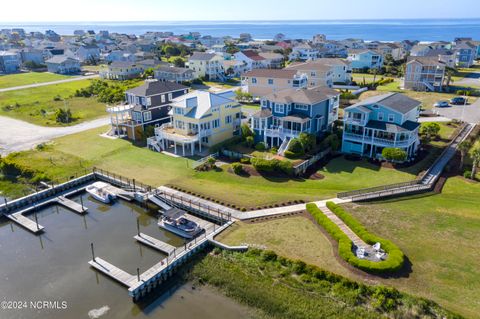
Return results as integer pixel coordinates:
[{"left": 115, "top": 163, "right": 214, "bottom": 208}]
[
  {"left": 295, "top": 104, "right": 309, "bottom": 111},
  {"left": 161, "top": 95, "right": 165, "bottom": 103},
  {"left": 174, "top": 107, "right": 184, "bottom": 115},
  {"left": 268, "top": 79, "right": 274, "bottom": 85},
  {"left": 175, "top": 120, "right": 185, "bottom": 129},
  {"left": 378, "top": 112, "right": 384, "bottom": 121},
  {"left": 388, "top": 114, "right": 395, "bottom": 122},
  {"left": 252, "top": 78, "right": 257, "bottom": 84},
  {"left": 132, "top": 112, "right": 142, "bottom": 122},
  {"left": 262, "top": 100, "right": 267, "bottom": 106},
  {"left": 168, "top": 93, "right": 173, "bottom": 101},
  {"left": 225, "top": 115, "right": 232, "bottom": 124},
  {"left": 212, "top": 119, "right": 220, "bottom": 128},
  {"left": 146, "top": 97, "right": 151, "bottom": 106},
  {"left": 287, "top": 104, "right": 291, "bottom": 112},
  {"left": 143, "top": 111, "right": 152, "bottom": 122},
  {"left": 274, "top": 104, "right": 285, "bottom": 114}
]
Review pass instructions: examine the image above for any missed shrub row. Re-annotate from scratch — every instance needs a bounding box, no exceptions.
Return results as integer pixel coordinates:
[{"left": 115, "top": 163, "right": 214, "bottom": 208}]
[
  {"left": 306, "top": 202, "right": 405, "bottom": 273},
  {"left": 251, "top": 158, "right": 294, "bottom": 175}
]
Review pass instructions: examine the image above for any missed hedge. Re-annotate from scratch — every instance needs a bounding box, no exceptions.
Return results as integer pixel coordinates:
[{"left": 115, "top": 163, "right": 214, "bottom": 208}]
[
  {"left": 306, "top": 202, "right": 405, "bottom": 273},
  {"left": 251, "top": 158, "right": 294, "bottom": 175}
]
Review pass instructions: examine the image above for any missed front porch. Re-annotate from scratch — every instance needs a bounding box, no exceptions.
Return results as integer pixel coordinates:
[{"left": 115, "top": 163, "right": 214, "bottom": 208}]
[{"left": 148, "top": 123, "right": 211, "bottom": 156}]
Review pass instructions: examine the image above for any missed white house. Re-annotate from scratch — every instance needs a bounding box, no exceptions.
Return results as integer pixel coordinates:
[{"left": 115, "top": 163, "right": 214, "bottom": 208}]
[{"left": 187, "top": 52, "right": 224, "bottom": 80}]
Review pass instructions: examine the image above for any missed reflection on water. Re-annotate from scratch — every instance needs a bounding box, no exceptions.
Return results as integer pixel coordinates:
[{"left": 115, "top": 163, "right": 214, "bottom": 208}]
[{"left": 0, "top": 194, "right": 250, "bottom": 319}]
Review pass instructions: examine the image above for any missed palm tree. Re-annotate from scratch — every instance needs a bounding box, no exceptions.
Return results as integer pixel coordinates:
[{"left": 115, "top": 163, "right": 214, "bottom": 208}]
[
  {"left": 444, "top": 67, "right": 456, "bottom": 87},
  {"left": 469, "top": 143, "right": 480, "bottom": 180},
  {"left": 458, "top": 140, "right": 472, "bottom": 171}
]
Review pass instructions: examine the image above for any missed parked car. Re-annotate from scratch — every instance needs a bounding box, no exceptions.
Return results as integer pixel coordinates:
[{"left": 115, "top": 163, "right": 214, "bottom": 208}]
[
  {"left": 450, "top": 97, "right": 468, "bottom": 105},
  {"left": 434, "top": 100, "right": 450, "bottom": 108}
]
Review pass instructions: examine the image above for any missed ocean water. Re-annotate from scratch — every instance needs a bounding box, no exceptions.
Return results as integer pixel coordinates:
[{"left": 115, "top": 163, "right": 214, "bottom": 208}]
[{"left": 1, "top": 19, "right": 480, "bottom": 41}]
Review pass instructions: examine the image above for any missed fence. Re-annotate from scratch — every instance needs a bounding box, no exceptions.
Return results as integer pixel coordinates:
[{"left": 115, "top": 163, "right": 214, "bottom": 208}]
[
  {"left": 191, "top": 152, "right": 219, "bottom": 169},
  {"left": 293, "top": 148, "right": 331, "bottom": 175}
]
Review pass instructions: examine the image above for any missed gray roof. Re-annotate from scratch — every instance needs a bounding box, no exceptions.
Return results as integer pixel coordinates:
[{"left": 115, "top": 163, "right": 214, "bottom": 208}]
[
  {"left": 155, "top": 66, "right": 194, "bottom": 75},
  {"left": 45, "top": 55, "right": 78, "bottom": 64},
  {"left": 126, "top": 80, "right": 188, "bottom": 96},
  {"left": 348, "top": 93, "right": 421, "bottom": 114},
  {"left": 252, "top": 108, "right": 272, "bottom": 118},
  {"left": 189, "top": 52, "right": 217, "bottom": 61},
  {"left": 264, "top": 87, "right": 339, "bottom": 105},
  {"left": 365, "top": 120, "right": 420, "bottom": 133},
  {"left": 407, "top": 56, "right": 446, "bottom": 66}
]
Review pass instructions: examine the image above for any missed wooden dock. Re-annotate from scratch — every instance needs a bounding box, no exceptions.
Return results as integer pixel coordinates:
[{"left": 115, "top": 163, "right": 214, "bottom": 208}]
[
  {"left": 6, "top": 212, "right": 44, "bottom": 234},
  {"left": 56, "top": 196, "right": 87, "bottom": 214},
  {"left": 148, "top": 194, "right": 171, "bottom": 211},
  {"left": 88, "top": 257, "right": 139, "bottom": 287},
  {"left": 134, "top": 233, "right": 176, "bottom": 255}
]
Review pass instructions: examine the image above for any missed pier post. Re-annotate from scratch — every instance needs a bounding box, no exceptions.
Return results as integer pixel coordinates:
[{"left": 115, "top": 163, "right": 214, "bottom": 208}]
[
  {"left": 133, "top": 179, "right": 136, "bottom": 192},
  {"left": 136, "top": 217, "right": 140, "bottom": 236},
  {"left": 91, "top": 243, "right": 96, "bottom": 262},
  {"left": 80, "top": 195, "right": 84, "bottom": 212},
  {"left": 137, "top": 268, "right": 140, "bottom": 282},
  {"left": 34, "top": 206, "right": 39, "bottom": 231},
  {"left": 4, "top": 198, "right": 8, "bottom": 212}
]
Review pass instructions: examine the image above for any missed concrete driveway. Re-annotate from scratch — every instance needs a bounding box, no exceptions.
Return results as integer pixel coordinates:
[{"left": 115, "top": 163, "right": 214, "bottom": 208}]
[
  {"left": 0, "top": 116, "right": 110, "bottom": 156},
  {"left": 0, "top": 74, "right": 99, "bottom": 93},
  {"left": 433, "top": 98, "right": 480, "bottom": 124}
]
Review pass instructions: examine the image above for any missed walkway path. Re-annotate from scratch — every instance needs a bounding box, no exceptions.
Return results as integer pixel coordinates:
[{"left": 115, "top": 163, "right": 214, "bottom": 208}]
[
  {"left": 0, "top": 74, "right": 99, "bottom": 92},
  {"left": 319, "top": 205, "right": 367, "bottom": 249},
  {"left": 0, "top": 115, "right": 109, "bottom": 155}
]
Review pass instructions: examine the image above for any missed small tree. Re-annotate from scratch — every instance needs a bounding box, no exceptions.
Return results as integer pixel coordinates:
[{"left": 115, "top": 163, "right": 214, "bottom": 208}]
[
  {"left": 241, "top": 123, "right": 254, "bottom": 140},
  {"left": 245, "top": 136, "right": 254, "bottom": 148},
  {"left": 420, "top": 122, "right": 441, "bottom": 143},
  {"left": 255, "top": 142, "right": 266, "bottom": 151},
  {"left": 458, "top": 140, "right": 472, "bottom": 171},
  {"left": 382, "top": 147, "right": 407, "bottom": 163},
  {"left": 298, "top": 133, "right": 316, "bottom": 152},
  {"left": 286, "top": 138, "right": 305, "bottom": 157},
  {"left": 55, "top": 108, "right": 73, "bottom": 123},
  {"left": 469, "top": 143, "right": 480, "bottom": 180},
  {"left": 143, "top": 68, "right": 154, "bottom": 78},
  {"left": 172, "top": 57, "right": 185, "bottom": 67}
]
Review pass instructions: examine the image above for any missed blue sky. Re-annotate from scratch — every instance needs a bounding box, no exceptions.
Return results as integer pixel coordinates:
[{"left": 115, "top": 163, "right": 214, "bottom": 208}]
[{"left": 1, "top": 0, "right": 479, "bottom": 22}]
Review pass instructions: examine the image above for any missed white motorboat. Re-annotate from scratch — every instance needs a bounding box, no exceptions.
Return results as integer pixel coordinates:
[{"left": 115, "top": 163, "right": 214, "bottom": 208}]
[
  {"left": 86, "top": 182, "right": 116, "bottom": 204},
  {"left": 158, "top": 208, "right": 203, "bottom": 238}
]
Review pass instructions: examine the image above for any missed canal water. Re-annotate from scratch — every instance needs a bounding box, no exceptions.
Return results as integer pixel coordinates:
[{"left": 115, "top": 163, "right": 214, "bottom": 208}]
[{"left": 0, "top": 194, "right": 252, "bottom": 319}]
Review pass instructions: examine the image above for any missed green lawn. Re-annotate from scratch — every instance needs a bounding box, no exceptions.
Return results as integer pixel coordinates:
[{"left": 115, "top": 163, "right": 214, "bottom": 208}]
[
  {"left": 218, "top": 177, "right": 480, "bottom": 318},
  {"left": 0, "top": 72, "right": 74, "bottom": 89},
  {"left": 0, "top": 79, "right": 106, "bottom": 126}
]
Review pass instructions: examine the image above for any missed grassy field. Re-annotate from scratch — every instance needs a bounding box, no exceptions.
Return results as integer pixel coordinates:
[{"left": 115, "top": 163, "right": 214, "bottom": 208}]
[
  {"left": 1, "top": 125, "right": 420, "bottom": 205},
  {"left": 0, "top": 79, "right": 106, "bottom": 126},
  {"left": 218, "top": 177, "right": 480, "bottom": 318},
  {"left": 0, "top": 72, "right": 74, "bottom": 89}
]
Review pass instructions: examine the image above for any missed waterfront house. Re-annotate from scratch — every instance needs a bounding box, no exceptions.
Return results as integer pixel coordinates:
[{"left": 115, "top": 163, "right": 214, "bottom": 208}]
[
  {"left": 154, "top": 66, "right": 194, "bottom": 83},
  {"left": 187, "top": 52, "right": 224, "bottom": 80},
  {"left": 424, "top": 49, "right": 456, "bottom": 68},
  {"left": 147, "top": 90, "right": 242, "bottom": 155},
  {"left": 404, "top": 56, "right": 446, "bottom": 92},
  {"left": 19, "top": 48, "right": 44, "bottom": 65},
  {"left": 454, "top": 41, "right": 476, "bottom": 68},
  {"left": 45, "top": 55, "right": 81, "bottom": 74},
  {"left": 75, "top": 44, "right": 101, "bottom": 62},
  {"left": 234, "top": 50, "right": 266, "bottom": 70},
  {"left": 0, "top": 51, "right": 21, "bottom": 73},
  {"left": 241, "top": 69, "right": 308, "bottom": 97},
  {"left": 341, "top": 93, "right": 421, "bottom": 160},
  {"left": 347, "top": 49, "right": 384, "bottom": 71},
  {"left": 251, "top": 86, "right": 340, "bottom": 150},
  {"left": 286, "top": 58, "right": 352, "bottom": 86},
  {"left": 107, "top": 79, "right": 189, "bottom": 141}
]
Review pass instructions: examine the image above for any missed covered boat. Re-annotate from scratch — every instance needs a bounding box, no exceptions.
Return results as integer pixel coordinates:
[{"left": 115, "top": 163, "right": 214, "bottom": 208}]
[
  {"left": 158, "top": 208, "right": 202, "bottom": 238},
  {"left": 86, "top": 182, "right": 116, "bottom": 204}
]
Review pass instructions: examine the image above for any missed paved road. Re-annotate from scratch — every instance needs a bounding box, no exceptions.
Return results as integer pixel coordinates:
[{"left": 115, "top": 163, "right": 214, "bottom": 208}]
[
  {"left": 0, "top": 74, "right": 99, "bottom": 93},
  {"left": 454, "top": 71, "right": 480, "bottom": 88},
  {"left": 0, "top": 115, "right": 110, "bottom": 155},
  {"left": 434, "top": 98, "right": 480, "bottom": 124}
]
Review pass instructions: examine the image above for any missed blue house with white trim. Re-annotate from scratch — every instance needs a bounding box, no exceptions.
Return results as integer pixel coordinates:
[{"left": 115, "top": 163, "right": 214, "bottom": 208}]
[
  {"left": 251, "top": 87, "right": 340, "bottom": 152},
  {"left": 342, "top": 93, "right": 421, "bottom": 160}
]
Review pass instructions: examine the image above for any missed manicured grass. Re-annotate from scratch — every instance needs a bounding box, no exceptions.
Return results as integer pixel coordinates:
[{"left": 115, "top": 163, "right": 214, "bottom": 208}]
[
  {"left": 0, "top": 79, "right": 106, "bottom": 126},
  {"left": 241, "top": 103, "right": 260, "bottom": 111},
  {"left": 0, "top": 72, "right": 74, "bottom": 89},
  {"left": 219, "top": 177, "right": 480, "bottom": 318},
  {"left": 2, "top": 126, "right": 418, "bottom": 204}
]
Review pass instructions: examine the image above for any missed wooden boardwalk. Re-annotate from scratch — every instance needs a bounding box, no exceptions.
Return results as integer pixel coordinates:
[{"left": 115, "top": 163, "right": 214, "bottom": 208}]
[
  {"left": 6, "top": 212, "right": 44, "bottom": 233},
  {"left": 134, "top": 233, "right": 175, "bottom": 255},
  {"left": 56, "top": 196, "right": 87, "bottom": 214},
  {"left": 88, "top": 257, "right": 139, "bottom": 287}
]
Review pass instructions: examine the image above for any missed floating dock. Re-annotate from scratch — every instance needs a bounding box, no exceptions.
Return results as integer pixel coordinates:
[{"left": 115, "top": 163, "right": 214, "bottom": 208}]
[
  {"left": 88, "top": 257, "right": 139, "bottom": 287},
  {"left": 134, "top": 233, "right": 175, "bottom": 255},
  {"left": 56, "top": 196, "right": 87, "bottom": 214},
  {"left": 6, "top": 211, "right": 44, "bottom": 234}
]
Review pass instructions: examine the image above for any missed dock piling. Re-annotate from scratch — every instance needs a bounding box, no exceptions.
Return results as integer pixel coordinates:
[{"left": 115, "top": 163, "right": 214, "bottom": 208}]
[
  {"left": 80, "top": 194, "right": 84, "bottom": 211},
  {"left": 33, "top": 207, "right": 39, "bottom": 231},
  {"left": 137, "top": 268, "right": 140, "bottom": 282},
  {"left": 91, "top": 243, "right": 96, "bottom": 262},
  {"left": 136, "top": 218, "right": 140, "bottom": 236}
]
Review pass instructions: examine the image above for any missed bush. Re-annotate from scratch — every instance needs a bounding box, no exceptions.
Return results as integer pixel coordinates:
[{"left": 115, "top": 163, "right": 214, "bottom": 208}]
[
  {"left": 231, "top": 162, "right": 243, "bottom": 175},
  {"left": 240, "top": 157, "right": 251, "bottom": 164},
  {"left": 306, "top": 202, "right": 405, "bottom": 273},
  {"left": 298, "top": 133, "right": 316, "bottom": 152},
  {"left": 321, "top": 133, "right": 340, "bottom": 151},
  {"left": 287, "top": 138, "right": 304, "bottom": 155},
  {"left": 241, "top": 124, "right": 254, "bottom": 140},
  {"left": 463, "top": 170, "right": 472, "bottom": 179},
  {"left": 382, "top": 147, "right": 407, "bottom": 162},
  {"left": 245, "top": 136, "right": 254, "bottom": 148},
  {"left": 55, "top": 108, "right": 73, "bottom": 123},
  {"left": 251, "top": 158, "right": 294, "bottom": 176},
  {"left": 255, "top": 142, "right": 266, "bottom": 151},
  {"left": 277, "top": 160, "right": 293, "bottom": 175}
]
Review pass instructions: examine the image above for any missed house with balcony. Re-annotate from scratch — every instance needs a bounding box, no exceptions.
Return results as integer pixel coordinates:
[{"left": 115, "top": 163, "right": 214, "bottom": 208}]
[
  {"left": 454, "top": 41, "right": 476, "bottom": 68},
  {"left": 107, "top": 80, "right": 188, "bottom": 141},
  {"left": 0, "top": 51, "right": 21, "bottom": 73},
  {"left": 342, "top": 93, "right": 421, "bottom": 160},
  {"left": 154, "top": 66, "right": 194, "bottom": 83},
  {"left": 286, "top": 60, "right": 337, "bottom": 87},
  {"left": 45, "top": 55, "right": 80, "bottom": 74},
  {"left": 241, "top": 69, "right": 308, "bottom": 97},
  {"left": 187, "top": 52, "right": 224, "bottom": 81},
  {"left": 251, "top": 86, "right": 340, "bottom": 152},
  {"left": 404, "top": 56, "right": 446, "bottom": 92},
  {"left": 347, "top": 49, "right": 384, "bottom": 71},
  {"left": 289, "top": 43, "right": 319, "bottom": 61},
  {"left": 147, "top": 90, "right": 242, "bottom": 156},
  {"left": 100, "top": 61, "right": 144, "bottom": 80}
]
